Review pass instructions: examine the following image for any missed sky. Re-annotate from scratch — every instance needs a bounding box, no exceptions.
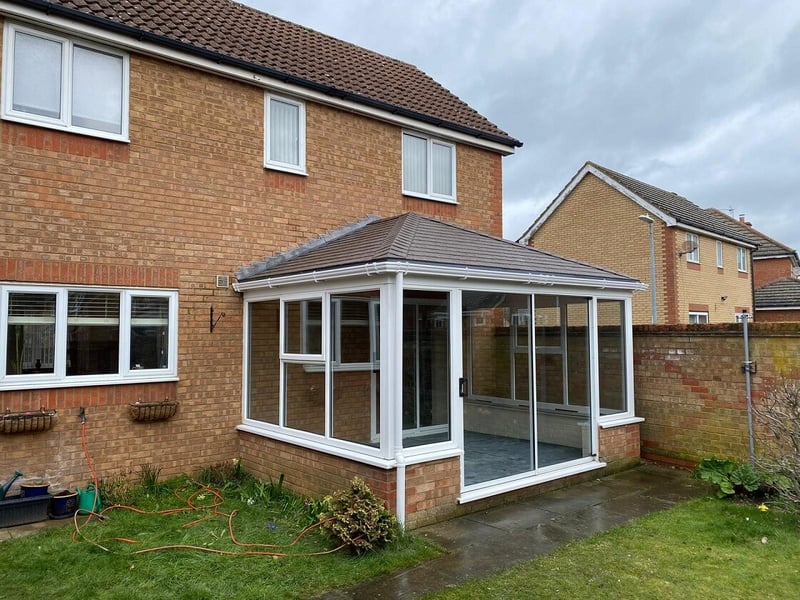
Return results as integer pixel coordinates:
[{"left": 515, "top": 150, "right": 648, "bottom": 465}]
[{"left": 242, "top": 0, "right": 800, "bottom": 251}]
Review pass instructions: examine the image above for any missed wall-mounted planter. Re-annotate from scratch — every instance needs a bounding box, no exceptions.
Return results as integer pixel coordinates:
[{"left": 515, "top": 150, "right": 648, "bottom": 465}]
[
  {"left": 0, "top": 409, "right": 58, "bottom": 434},
  {"left": 129, "top": 400, "right": 179, "bottom": 422}
]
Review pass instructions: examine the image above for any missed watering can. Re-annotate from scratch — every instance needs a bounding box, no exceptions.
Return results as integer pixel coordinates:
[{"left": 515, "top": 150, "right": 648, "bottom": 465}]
[
  {"left": 77, "top": 483, "right": 102, "bottom": 513},
  {"left": 0, "top": 470, "right": 23, "bottom": 500}
]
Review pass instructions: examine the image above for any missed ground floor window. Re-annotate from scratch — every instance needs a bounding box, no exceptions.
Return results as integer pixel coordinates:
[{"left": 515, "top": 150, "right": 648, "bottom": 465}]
[
  {"left": 0, "top": 284, "right": 177, "bottom": 389},
  {"left": 689, "top": 311, "right": 709, "bottom": 324}
]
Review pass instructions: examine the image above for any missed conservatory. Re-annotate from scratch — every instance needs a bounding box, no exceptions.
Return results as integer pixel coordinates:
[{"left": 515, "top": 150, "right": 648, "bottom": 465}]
[{"left": 235, "top": 213, "right": 644, "bottom": 524}]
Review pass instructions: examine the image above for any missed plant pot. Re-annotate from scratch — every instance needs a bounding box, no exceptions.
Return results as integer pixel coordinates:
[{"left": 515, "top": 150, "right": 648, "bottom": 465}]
[
  {"left": 0, "top": 494, "right": 51, "bottom": 527},
  {"left": 49, "top": 490, "right": 79, "bottom": 519},
  {"left": 19, "top": 483, "right": 49, "bottom": 497}
]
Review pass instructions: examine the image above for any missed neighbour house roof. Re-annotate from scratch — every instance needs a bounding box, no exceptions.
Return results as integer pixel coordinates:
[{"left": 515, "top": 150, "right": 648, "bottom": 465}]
[
  {"left": 755, "top": 278, "right": 800, "bottom": 309},
  {"left": 11, "top": 0, "right": 520, "bottom": 149},
  {"left": 705, "top": 208, "right": 799, "bottom": 262},
  {"left": 518, "top": 162, "right": 755, "bottom": 246},
  {"left": 236, "top": 212, "right": 643, "bottom": 290}
]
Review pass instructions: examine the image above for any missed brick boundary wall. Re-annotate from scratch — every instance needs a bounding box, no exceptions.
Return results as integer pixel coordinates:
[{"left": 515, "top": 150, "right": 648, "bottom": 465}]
[{"left": 633, "top": 322, "right": 800, "bottom": 466}]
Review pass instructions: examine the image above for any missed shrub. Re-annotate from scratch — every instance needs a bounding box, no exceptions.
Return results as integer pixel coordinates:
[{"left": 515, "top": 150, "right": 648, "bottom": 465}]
[
  {"left": 753, "top": 380, "right": 800, "bottom": 509},
  {"left": 320, "top": 477, "right": 399, "bottom": 554},
  {"left": 693, "top": 457, "right": 788, "bottom": 499}
]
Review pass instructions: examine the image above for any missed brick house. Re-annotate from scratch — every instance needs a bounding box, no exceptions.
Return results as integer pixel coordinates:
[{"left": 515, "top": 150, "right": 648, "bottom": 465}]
[
  {"left": 518, "top": 162, "right": 757, "bottom": 325},
  {"left": 1, "top": 1, "right": 643, "bottom": 528},
  {"left": 706, "top": 209, "right": 800, "bottom": 322}
]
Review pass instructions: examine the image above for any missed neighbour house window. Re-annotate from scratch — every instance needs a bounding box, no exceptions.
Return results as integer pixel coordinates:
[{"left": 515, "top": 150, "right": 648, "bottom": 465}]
[
  {"left": 737, "top": 247, "right": 748, "bottom": 272},
  {"left": 2, "top": 22, "right": 129, "bottom": 140},
  {"left": 688, "top": 311, "right": 709, "bottom": 324},
  {"left": 1, "top": 285, "right": 177, "bottom": 388},
  {"left": 402, "top": 132, "right": 456, "bottom": 201},
  {"left": 265, "top": 94, "right": 306, "bottom": 174},
  {"left": 716, "top": 241, "right": 724, "bottom": 268},
  {"left": 685, "top": 233, "right": 700, "bottom": 263}
]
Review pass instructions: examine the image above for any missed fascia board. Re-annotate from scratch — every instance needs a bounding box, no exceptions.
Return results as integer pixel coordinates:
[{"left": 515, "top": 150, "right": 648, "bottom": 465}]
[
  {"left": 675, "top": 223, "right": 758, "bottom": 249},
  {"left": 517, "top": 163, "right": 676, "bottom": 245},
  {"left": 0, "top": 2, "right": 515, "bottom": 155},
  {"left": 234, "top": 260, "right": 645, "bottom": 293}
]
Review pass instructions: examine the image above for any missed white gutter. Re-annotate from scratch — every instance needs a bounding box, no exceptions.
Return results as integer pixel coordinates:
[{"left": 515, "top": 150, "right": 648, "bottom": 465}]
[
  {"left": 0, "top": 3, "right": 515, "bottom": 156},
  {"left": 676, "top": 223, "right": 757, "bottom": 249},
  {"left": 234, "top": 261, "right": 646, "bottom": 293}
]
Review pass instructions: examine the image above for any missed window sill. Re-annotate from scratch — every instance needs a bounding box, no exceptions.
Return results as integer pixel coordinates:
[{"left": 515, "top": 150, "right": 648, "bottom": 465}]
[
  {"left": 402, "top": 191, "right": 458, "bottom": 204},
  {"left": 264, "top": 163, "right": 308, "bottom": 177},
  {"left": 599, "top": 416, "right": 645, "bottom": 429},
  {"left": 0, "top": 374, "right": 178, "bottom": 392},
  {"left": 1, "top": 114, "right": 130, "bottom": 144}
]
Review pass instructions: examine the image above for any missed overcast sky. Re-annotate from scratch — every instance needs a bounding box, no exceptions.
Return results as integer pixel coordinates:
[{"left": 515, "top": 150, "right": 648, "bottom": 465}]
[{"left": 243, "top": 0, "right": 800, "bottom": 251}]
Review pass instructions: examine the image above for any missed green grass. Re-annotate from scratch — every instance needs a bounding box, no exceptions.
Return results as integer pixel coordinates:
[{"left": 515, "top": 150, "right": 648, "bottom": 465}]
[
  {"left": 426, "top": 497, "right": 800, "bottom": 599},
  {"left": 0, "top": 474, "right": 440, "bottom": 599}
]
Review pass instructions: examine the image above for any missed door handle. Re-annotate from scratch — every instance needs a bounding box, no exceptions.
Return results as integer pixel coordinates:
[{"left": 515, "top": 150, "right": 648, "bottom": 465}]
[{"left": 459, "top": 377, "right": 467, "bottom": 397}]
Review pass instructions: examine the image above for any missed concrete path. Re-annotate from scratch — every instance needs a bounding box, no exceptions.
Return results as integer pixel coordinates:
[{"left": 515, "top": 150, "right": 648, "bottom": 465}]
[{"left": 318, "top": 463, "right": 710, "bottom": 599}]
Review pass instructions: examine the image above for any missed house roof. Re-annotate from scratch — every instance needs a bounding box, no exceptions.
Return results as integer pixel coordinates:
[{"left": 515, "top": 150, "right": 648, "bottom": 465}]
[
  {"left": 755, "top": 278, "right": 800, "bottom": 309},
  {"left": 705, "top": 209, "right": 799, "bottom": 262},
  {"left": 237, "top": 212, "right": 642, "bottom": 289},
  {"left": 16, "top": 0, "right": 520, "bottom": 149},
  {"left": 518, "top": 162, "right": 754, "bottom": 246}
]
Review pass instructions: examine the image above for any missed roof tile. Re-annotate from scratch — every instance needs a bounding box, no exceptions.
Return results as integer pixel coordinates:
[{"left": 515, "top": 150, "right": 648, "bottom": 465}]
[{"left": 33, "top": 0, "right": 519, "bottom": 146}]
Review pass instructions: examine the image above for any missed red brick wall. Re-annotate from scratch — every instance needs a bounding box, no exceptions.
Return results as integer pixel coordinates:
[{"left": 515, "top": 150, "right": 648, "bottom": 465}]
[
  {"left": 0, "top": 31, "right": 504, "bottom": 490},
  {"left": 757, "top": 309, "right": 800, "bottom": 322},
  {"left": 634, "top": 323, "right": 800, "bottom": 465},
  {"left": 754, "top": 257, "right": 792, "bottom": 288}
]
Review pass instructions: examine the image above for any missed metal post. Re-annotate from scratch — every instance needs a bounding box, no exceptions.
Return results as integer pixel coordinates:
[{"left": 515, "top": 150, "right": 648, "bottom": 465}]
[
  {"left": 741, "top": 310, "right": 755, "bottom": 465},
  {"left": 638, "top": 215, "right": 658, "bottom": 324}
]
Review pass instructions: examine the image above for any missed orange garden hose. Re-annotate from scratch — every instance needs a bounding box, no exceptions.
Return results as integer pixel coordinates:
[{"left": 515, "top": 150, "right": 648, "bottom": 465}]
[{"left": 73, "top": 418, "right": 356, "bottom": 557}]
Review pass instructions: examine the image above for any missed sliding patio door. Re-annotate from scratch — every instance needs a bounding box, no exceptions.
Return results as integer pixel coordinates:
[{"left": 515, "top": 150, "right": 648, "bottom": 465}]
[{"left": 461, "top": 291, "right": 533, "bottom": 486}]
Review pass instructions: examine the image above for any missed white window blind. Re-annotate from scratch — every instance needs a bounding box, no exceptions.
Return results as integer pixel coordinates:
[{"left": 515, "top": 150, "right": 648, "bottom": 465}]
[
  {"left": 72, "top": 45, "right": 124, "bottom": 134},
  {"left": 403, "top": 133, "right": 427, "bottom": 194},
  {"left": 12, "top": 31, "right": 62, "bottom": 119}
]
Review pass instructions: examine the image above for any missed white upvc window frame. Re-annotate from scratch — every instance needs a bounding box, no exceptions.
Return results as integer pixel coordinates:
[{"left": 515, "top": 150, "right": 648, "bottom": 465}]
[
  {"left": 402, "top": 131, "right": 457, "bottom": 203},
  {"left": 685, "top": 233, "right": 700, "bottom": 263},
  {"left": 737, "top": 247, "right": 748, "bottom": 272},
  {"left": 1, "top": 21, "right": 130, "bottom": 142},
  {"left": 688, "top": 311, "right": 709, "bottom": 324},
  {"left": 264, "top": 93, "right": 306, "bottom": 175},
  {"left": 716, "top": 241, "right": 724, "bottom": 268},
  {"left": 0, "top": 284, "right": 177, "bottom": 390}
]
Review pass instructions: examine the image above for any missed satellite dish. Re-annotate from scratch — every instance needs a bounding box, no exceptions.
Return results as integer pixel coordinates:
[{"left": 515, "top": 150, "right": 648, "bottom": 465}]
[
  {"left": 678, "top": 240, "right": 698, "bottom": 257},
  {"left": 792, "top": 266, "right": 800, "bottom": 279}
]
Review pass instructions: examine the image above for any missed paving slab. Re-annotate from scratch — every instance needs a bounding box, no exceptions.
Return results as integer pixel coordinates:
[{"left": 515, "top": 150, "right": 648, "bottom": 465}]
[{"left": 317, "top": 463, "right": 710, "bottom": 600}]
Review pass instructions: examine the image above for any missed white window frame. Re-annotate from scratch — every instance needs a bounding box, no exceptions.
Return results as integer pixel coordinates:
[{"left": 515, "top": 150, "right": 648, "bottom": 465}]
[
  {"left": 688, "top": 311, "right": 709, "bottom": 324},
  {"left": 264, "top": 93, "right": 306, "bottom": 175},
  {"left": 0, "top": 284, "right": 177, "bottom": 390},
  {"left": 402, "top": 131, "right": 457, "bottom": 202},
  {"left": 685, "top": 233, "right": 700, "bottom": 263},
  {"left": 1, "top": 22, "right": 129, "bottom": 141},
  {"left": 737, "top": 247, "right": 748, "bottom": 272},
  {"left": 716, "top": 241, "right": 724, "bottom": 268}
]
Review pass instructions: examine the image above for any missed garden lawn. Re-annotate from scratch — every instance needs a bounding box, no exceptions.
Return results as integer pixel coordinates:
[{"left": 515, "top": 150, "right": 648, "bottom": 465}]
[
  {"left": 426, "top": 497, "right": 800, "bottom": 600},
  {"left": 0, "top": 477, "right": 439, "bottom": 600}
]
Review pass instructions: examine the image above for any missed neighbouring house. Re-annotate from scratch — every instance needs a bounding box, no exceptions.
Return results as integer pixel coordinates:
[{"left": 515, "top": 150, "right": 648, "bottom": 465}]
[
  {"left": 518, "top": 162, "right": 757, "bottom": 325},
  {"left": 0, "top": 0, "right": 643, "bottom": 528},
  {"left": 706, "top": 210, "right": 800, "bottom": 322}
]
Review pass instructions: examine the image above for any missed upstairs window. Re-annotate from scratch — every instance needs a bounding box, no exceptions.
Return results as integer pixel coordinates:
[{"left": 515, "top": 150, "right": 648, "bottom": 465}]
[
  {"left": 402, "top": 132, "right": 456, "bottom": 202},
  {"left": 1, "top": 285, "right": 177, "bottom": 389},
  {"left": 265, "top": 94, "right": 306, "bottom": 174},
  {"left": 737, "top": 247, "right": 748, "bottom": 272},
  {"left": 2, "top": 22, "right": 129, "bottom": 140},
  {"left": 716, "top": 241, "right": 724, "bottom": 268},
  {"left": 685, "top": 233, "right": 700, "bottom": 263}
]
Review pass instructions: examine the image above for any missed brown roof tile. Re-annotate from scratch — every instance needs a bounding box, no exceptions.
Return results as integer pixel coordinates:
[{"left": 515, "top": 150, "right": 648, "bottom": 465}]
[
  {"left": 28, "top": 0, "right": 520, "bottom": 147},
  {"left": 238, "top": 212, "right": 641, "bottom": 286}
]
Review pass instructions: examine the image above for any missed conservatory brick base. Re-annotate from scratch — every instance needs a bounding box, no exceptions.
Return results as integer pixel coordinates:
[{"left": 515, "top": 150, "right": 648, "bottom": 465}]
[{"left": 238, "top": 422, "right": 641, "bottom": 529}]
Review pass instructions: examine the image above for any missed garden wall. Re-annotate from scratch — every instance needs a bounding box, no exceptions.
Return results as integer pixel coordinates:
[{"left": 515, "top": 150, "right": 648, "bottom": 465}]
[{"left": 633, "top": 322, "right": 800, "bottom": 466}]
